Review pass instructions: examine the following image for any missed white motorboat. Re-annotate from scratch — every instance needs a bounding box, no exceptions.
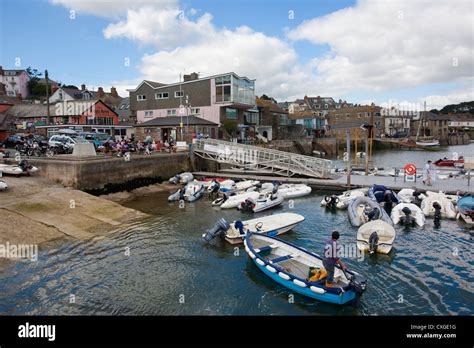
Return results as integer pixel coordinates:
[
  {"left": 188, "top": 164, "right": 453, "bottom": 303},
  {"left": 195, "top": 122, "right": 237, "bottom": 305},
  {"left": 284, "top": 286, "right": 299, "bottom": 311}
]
[
  {"left": 238, "top": 191, "right": 284, "bottom": 213},
  {"left": 217, "top": 179, "right": 236, "bottom": 192},
  {"left": 169, "top": 172, "right": 194, "bottom": 184},
  {"left": 183, "top": 180, "right": 205, "bottom": 202},
  {"left": 276, "top": 184, "right": 312, "bottom": 199},
  {"left": 234, "top": 180, "right": 260, "bottom": 192},
  {"left": 259, "top": 182, "right": 275, "bottom": 193},
  {"left": 320, "top": 188, "right": 368, "bottom": 209},
  {"left": 357, "top": 220, "right": 396, "bottom": 254},
  {"left": 416, "top": 139, "right": 440, "bottom": 147},
  {"left": 202, "top": 212, "right": 305, "bottom": 244},
  {"left": 0, "top": 180, "right": 7, "bottom": 191},
  {"left": 391, "top": 203, "right": 425, "bottom": 227},
  {"left": 348, "top": 196, "right": 393, "bottom": 227},
  {"left": 213, "top": 191, "right": 261, "bottom": 209},
  {"left": 421, "top": 192, "right": 457, "bottom": 219},
  {"left": 397, "top": 188, "right": 427, "bottom": 204},
  {"left": 0, "top": 162, "right": 38, "bottom": 176}
]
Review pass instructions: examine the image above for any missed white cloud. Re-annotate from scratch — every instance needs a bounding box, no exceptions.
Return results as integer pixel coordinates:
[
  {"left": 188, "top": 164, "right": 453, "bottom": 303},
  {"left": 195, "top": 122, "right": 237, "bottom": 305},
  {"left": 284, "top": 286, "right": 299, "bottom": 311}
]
[{"left": 288, "top": 0, "right": 474, "bottom": 92}]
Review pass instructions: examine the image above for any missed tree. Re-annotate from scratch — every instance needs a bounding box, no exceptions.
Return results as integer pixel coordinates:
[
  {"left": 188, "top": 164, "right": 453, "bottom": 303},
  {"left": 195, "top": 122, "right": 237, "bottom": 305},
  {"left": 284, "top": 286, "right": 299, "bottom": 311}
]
[
  {"left": 260, "top": 94, "right": 277, "bottom": 104},
  {"left": 222, "top": 120, "right": 238, "bottom": 138},
  {"left": 61, "top": 84, "right": 78, "bottom": 90},
  {"left": 26, "top": 66, "right": 51, "bottom": 98}
]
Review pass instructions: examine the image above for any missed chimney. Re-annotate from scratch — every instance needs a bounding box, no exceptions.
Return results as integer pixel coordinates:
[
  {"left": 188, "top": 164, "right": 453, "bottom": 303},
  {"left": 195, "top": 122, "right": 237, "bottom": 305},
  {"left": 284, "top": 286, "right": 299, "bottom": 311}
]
[
  {"left": 51, "top": 85, "right": 59, "bottom": 95},
  {"left": 110, "top": 87, "right": 118, "bottom": 98},
  {"left": 81, "top": 84, "right": 86, "bottom": 91},
  {"left": 98, "top": 87, "right": 105, "bottom": 98},
  {"left": 183, "top": 72, "right": 199, "bottom": 82}
]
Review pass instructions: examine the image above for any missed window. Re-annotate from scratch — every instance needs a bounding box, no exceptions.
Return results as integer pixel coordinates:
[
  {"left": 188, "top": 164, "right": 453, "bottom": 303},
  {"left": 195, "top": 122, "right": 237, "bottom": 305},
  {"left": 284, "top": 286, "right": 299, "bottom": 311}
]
[
  {"left": 215, "top": 75, "right": 232, "bottom": 102},
  {"left": 190, "top": 108, "right": 200, "bottom": 115},
  {"left": 167, "top": 109, "right": 177, "bottom": 116},
  {"left": 175, "top": 91, "right": 184, "bottom": 98},
  {"left": 120, "top": 105, "right": 125, "bottom": 110},
  {"left": 83, "top": 93, "right": 90, "bottom": 100},
  {"left": 226, "top": 108, "right": 237, "bottom": 119},
  {"left": 137, "top": 95, "right": 146, "bottom": 101},
  {"left": 59, "top": 91, "right": 63, "bottom": 100},
  {"left": 155, "top": 92, "right": 169, "bottom": 99},
  {"left": 144, "top": 111, "right": 154, "bottom": 117}
]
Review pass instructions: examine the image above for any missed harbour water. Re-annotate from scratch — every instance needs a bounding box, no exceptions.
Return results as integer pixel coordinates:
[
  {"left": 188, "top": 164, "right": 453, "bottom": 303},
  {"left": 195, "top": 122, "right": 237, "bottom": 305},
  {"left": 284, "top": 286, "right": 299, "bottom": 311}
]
[{"left": 0, "top": 185, "right": 472, "bottom": 315}]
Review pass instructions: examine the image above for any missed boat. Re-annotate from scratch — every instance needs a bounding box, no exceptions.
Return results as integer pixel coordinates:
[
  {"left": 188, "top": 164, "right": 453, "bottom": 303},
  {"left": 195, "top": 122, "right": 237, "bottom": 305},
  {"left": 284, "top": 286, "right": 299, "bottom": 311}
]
[
  {"left": 348, "top": 196, "right": 393, "bottom": 227},
  {"left": 457, "top": 195, "right": 474, "bottom": 224},
  {"left": 217, "top": 179, "right": 236, "bottom": 192},
  {"left": 213, "top": 191, "right": 261, "bottom": 209},
  {"left": 169, "top": 172, "right": 194, "bottom": 184},
  {"left": 168, "top": 187, "right": 185, "bottom": 202},
  {"left": 0, "top": 161, "right": 38, "bottom": 176},
  {"left": 368, "top": 185, "right": 400, "bottom": 206},
  {"left": 416, "top": 139, "right": 440, "bottom": 147},
  {"left": 276, "top": 184, "right": 312, "bottom": 199},
  {"left": 244, "top": 232, "right": 367, "bottom": 305},
  {"left": 183, "top": 180, "right": 205, "bottom": 202},
  {"left": 421, "top": 192, "right": 456, "bottom": 219},
  {"left": 391, "top": 203, "right": 425, "bottom": 227},
  {"left": 397, "top": 188, "right": 426, "bottom": 204},
  {"left": 202, "top": 212, "right": 305, "bottom": 244},
  {"left": 434, "top": 158, "right": 464, "bottom": 168},
  {"left": 320, "top": 188, "right": 368, "bottom": 208},
  {"left": 238, "top": 191, "right": 284, "bottom": 213},
  {"left": 234, "top": 180, "right": 260, "bottom": 192},
  {"left": 0, "top": 180, "right": 7, "bottom": 191},
  {"left": 357, "top": 220, "right": 396, "bottom": 254}
]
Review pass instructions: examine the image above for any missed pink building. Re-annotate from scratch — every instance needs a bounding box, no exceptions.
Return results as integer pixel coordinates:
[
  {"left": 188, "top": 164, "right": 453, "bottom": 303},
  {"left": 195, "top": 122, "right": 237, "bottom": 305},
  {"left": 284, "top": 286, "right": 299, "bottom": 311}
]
[{"left": 0, "top": 66, "right": 30, "bottom": 99}]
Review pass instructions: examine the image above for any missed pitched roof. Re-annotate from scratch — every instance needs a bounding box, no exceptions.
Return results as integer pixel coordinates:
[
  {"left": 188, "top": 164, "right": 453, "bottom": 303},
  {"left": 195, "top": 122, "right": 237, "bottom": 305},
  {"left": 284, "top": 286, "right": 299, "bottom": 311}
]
[
  {"left": 449, "top": 113, "right": 474, "bottom": 122},
  {"left": 329, "top": 105, "right": 382, "bottom": 115},
  {"left": 5, "top": 100, "right": 116, "bottom": 118},
  {"left": 418, "top": 111, "right": 451, "bottom": 121},
  {"left": 115, "top": 97, "right": 131, "bottom": 120},
  {"left": 256, "top": 98, "right": 288, "bottom": 113},
  {"left": 288, "top": 111, "right": 325, "bottom": 120},
  {"left": 135, "top": 116, "right": 217, "bottom": 127},
  {"left": 143, "top": 80, "right": 168, "bottom": 88}
]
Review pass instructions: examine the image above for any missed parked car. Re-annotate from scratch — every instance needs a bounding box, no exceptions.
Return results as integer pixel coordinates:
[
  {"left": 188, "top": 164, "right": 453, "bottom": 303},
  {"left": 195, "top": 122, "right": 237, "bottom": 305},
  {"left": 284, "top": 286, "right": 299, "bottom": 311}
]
[
  {"left": 2, "top": 134, "right": 26, "bottom": 148},
  {"left": 78, "top": 132, "right": 113, "bottom": 148},
  {"left": 48, "top": 134, "right": 88, "bottom": 150}
]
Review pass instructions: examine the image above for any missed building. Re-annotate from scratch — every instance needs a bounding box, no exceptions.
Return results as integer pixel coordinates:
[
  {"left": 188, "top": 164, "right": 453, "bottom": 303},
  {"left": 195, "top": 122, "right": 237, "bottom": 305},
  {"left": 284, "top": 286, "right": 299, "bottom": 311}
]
[
  {"left": 0, "top": 66, "right": 30, "bottom": 99},
  {"left": 5, "top": 100, "right": 126, "bottom": 137},
  {"left": 289, "top": 111, "right": 326, "bottom": 137},
  {"left": 382, "top": 107, "right": 417, "bottom": 137},
  {"left": 48, "top": 85, "right": 122, "bottom": 108},
  {"left": 327, "top": 105, "right": 383, "bottom": 142},
  {"left": 115, "top": 97, "right": 131, "bottom": 124},
  {"left": 255, "top": 98, "right": 290, "bottom": 140},
  {"left": 448, "top": 113, "right": 474, "bottom": 130},
  {"left": 134, "top": 115, "right": 218, "bottom": 143},
  {"left": 129, "top": 72, "right": 256, "bottom": 136},
  {"left": 0, "top": 113, "right": 16, "bottom": 142},
  {"left": 411, "top": 111, "right": 450, "bottom": 141}
]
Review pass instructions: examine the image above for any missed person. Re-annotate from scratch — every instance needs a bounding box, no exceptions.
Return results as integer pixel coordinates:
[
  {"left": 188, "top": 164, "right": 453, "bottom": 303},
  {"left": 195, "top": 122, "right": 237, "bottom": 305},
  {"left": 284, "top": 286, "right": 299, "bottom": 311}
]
[
  {"left": 422, "top": 160, "right": 433, "bottom": 186},
  {"left": 322, "top": 231, "right": 347, "bottom": 287}
]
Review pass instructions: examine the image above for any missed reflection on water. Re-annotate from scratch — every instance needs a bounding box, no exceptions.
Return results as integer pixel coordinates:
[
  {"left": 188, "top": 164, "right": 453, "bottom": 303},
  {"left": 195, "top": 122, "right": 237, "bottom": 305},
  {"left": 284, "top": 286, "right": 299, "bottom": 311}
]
[{"left": 0, "top": 184, "right": 472, "bottom": 315}]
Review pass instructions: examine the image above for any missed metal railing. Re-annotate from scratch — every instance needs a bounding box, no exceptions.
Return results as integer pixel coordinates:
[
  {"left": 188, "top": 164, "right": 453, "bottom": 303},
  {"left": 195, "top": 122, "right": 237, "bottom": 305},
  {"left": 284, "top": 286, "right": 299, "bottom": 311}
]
[{"left": 193, "top": 139, "right": 332, "bottom": 178}]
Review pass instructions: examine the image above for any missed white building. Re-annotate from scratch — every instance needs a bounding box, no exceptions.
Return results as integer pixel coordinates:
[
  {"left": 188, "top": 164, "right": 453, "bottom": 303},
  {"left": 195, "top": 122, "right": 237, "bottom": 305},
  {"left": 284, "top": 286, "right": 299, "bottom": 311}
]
[
  {"left": 0, "top": 66, "right": 30, "bottom": 99},
  {"left": 382, "top": 107, "right": 417, "bottom": 137}
]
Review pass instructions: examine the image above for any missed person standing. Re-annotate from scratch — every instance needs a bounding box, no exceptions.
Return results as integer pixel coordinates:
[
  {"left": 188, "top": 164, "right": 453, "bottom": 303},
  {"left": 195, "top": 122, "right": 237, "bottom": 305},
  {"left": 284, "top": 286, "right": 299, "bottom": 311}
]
[
  {"left": 422, "top": 160, "right": 433, "bottom": 186},
  {"left": 322, "top": 231, "right": 347, "bottom": 287}
]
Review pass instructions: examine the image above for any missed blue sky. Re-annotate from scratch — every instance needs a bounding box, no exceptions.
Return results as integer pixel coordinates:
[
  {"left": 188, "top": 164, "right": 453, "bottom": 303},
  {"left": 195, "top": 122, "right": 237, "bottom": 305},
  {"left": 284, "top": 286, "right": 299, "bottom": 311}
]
[{"left": 1, "top": 0, "right": 472, "bottom": 109}]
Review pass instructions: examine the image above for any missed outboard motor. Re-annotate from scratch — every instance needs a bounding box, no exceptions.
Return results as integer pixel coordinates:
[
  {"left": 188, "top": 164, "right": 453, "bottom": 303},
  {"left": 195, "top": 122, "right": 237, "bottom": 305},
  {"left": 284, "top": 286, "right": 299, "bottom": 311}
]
[
  {"left": 433, "top": 201, "right": 442, "bottom": 227},
  {"left": 367, "top": 207, "right": 380, "bottom": 221},
  {"left": 19, "top": 160, "right": 31, "bottom": 172},
  {"left": 324, "top": 195, "right": 339, "bottom": 209},
  {"left": 169, "top": 175, "right": 180, "bottom": 184},
  {"left": 412, "top": 190, "right": 422, "bottom": 207},
  {"left": 202, "top": 218, "right": 231, "bottom": 242},
  {"left": 349, "top": 273, "right": 367, "bottom": 295},
  {"left": 240, "top": 199, "right": 256, "bottom": 213},
  {"left": 383, "top": 192, "right": 394, "bottom": 215},
  {"left": 368, "top": 231, "right": 379, "bottom": 254},
  {"left": 179, "top": 187, "right": 186, "bottom": 201},
  {"left": 401, "top": 207, "right": 415, "bottom": 226}
]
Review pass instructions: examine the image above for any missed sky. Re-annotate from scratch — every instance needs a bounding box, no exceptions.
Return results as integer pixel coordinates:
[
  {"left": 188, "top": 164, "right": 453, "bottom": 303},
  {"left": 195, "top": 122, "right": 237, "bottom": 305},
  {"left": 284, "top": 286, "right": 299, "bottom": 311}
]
[{"left": 1, "top": 0, "right": 473, "bottom": 110}]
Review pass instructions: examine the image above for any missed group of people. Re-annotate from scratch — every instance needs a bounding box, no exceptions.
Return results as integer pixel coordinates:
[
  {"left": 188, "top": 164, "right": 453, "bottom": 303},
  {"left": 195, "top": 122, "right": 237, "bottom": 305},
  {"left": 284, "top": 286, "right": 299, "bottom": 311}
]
[{"left": 100, "top": 135, "right": 178, "bottom": 156}]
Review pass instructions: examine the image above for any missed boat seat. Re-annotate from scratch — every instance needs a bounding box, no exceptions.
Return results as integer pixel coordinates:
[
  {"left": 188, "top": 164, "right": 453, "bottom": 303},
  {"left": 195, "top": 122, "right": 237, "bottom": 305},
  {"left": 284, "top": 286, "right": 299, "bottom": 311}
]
[
  {"left": 255, "top": 244, "right": 278, "bottom": 254},
  {"left": 270, "top": 254, "right": 293, "bottom": 263}
]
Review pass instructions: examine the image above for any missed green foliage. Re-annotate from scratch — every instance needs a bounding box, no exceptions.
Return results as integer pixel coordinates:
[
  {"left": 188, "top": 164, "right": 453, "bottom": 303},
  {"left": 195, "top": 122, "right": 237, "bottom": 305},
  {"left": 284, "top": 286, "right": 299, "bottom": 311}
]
[
  {"left": 439, "top": 101, "right": 474, "bottom": 115},
  {"left": 260, "top": 94, "right": 277, "bottom": 104},
  {"left": 222, "top": 120, "right": 238, "bottom": 136}
]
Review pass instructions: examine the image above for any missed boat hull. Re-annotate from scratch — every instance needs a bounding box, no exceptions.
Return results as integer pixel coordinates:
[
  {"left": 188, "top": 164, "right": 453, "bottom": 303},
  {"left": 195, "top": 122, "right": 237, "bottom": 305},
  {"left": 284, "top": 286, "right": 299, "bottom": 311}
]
[{"left": 225, "top": 223, "right": 296, "bottom": 244}]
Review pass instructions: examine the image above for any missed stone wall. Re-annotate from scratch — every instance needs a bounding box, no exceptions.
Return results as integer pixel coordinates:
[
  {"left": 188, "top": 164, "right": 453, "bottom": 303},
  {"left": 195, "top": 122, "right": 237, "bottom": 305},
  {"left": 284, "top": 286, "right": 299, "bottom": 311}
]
[{"left": 2, "top": 153, "right": 190, "bottom": 193}]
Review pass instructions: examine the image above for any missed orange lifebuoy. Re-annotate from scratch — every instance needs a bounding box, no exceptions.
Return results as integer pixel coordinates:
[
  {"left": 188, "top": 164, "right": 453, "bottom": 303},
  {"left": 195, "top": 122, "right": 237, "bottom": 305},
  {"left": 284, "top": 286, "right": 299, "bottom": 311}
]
[{"left": 403, "top": 163, "right": 417, "bottom": 175}]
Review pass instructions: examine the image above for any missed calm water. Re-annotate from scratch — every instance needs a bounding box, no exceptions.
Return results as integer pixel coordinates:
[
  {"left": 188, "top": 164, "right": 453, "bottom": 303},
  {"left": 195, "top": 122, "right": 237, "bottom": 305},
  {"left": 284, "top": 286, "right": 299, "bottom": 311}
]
[
  {"left": 0, "top": 186, "right": 473, "bottom": 315},
  {"left": 333, "top": 143, "right": 474, "bottom": 169}
]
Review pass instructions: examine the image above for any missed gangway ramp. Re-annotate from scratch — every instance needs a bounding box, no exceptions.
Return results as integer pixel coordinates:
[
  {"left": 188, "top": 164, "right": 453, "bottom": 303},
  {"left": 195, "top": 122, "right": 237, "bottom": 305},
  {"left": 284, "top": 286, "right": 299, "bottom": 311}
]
[{"left": 193, "top": 139, "right": 332, "bottom": 178}]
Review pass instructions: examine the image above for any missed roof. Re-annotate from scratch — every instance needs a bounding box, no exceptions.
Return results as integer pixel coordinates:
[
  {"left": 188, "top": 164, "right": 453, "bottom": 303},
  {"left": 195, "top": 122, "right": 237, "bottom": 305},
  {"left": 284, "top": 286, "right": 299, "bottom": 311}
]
[
  {"left": 449, "top": 113, "right": 474, "bottom": 122},
  {"left": 289, "top": 111, "right": 325, "bottom": 120},
  {"left": 0, "top": 113, "right": 14, "bottom": 131},
  {"left": 1, "top": 69, "right": 27, "bottom": 76},
  {"left": 256, "top": 98, "right": 288, "bottom": 114},
  {"left": 60, "top": 88, "right": 97, "bottom": 99},
  {"left": 418, "top": 111, "right": 451, "bottom": 121},
  {"left": 115, "top": 97, "right": 131, "bottom": 120},
  {"left": 329, "top": 105, "right": 382, "bottom": 115},
  {"left": 5, "top": 100, "right": 117, "bottom": 118},
  {"left": 129, "top": 72, "right": 255, "bottom": 92},
  {"left": 329, "top": 121, "right": 371, "bottom": 129},
  {"left": 135, "top": 116, "right": 217, "bottom": 127}
]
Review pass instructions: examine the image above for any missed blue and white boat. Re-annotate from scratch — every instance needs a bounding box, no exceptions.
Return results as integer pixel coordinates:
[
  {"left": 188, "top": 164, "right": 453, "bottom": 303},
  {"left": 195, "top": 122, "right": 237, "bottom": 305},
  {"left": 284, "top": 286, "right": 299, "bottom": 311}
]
[
  {"left": 244, "top": 232, "right": 367, "bottom": 305},
  {"left": 457, "top": 195, "right": 474, "bottom": 224}
]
